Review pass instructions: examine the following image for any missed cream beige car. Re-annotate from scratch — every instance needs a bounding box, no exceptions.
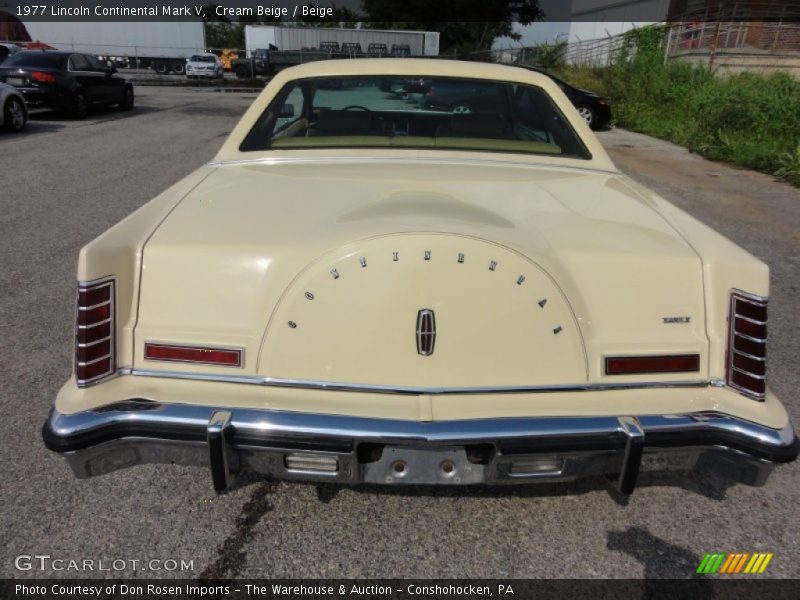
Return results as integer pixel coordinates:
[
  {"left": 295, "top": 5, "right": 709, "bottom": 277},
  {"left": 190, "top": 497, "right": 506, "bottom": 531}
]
[{"left": 43, "top": 59, "right": 797, "bottom": 494}]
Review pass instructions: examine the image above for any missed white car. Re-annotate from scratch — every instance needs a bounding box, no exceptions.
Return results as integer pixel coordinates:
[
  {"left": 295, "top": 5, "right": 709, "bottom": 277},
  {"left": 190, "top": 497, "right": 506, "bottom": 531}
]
[
  {"left": 185, "top": 53, "right": 223, "bottom": 79},
  {"left": 0, "top": 82, "right": 27, "bottom": 132}
]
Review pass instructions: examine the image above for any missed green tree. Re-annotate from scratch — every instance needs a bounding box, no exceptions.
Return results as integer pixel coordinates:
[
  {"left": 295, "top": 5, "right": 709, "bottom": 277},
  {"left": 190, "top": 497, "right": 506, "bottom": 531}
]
[{"left": 361, "top": 0, "right": 543, "bottom": 56}]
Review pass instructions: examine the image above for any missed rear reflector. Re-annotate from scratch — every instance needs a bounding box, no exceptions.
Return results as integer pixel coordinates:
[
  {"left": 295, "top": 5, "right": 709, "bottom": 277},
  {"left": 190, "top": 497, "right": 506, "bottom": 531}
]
[
  {"left": 727, "top": 291, "right": 767, "bottom": 400},
  {"left": 605, "top": 354, "right": 700, "bottom": 375},
  {"left": 75, "top": 278, "right": 115, "bottom": 387},
  {"left": 144, "top": 343, "right": 242, "bottom": 367},
  {"left": 284, "top": 453, "right": 339, "bottom": 473}
]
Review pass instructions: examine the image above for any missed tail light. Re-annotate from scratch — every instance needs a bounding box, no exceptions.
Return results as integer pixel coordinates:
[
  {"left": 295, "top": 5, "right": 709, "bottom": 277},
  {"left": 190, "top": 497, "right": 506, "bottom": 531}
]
[
  {"left": 75, "top": 278, "right": 115, "bottom": 386},
  {"left": 726, "top": 291, "right": 767, "bottom": 399},
  {"left": 31, "top": 71, "right": 56, "bottom": 84},
  {"left": 605, "top": 354, "right": 700, "bottom": 375},
  {"left": 144, "top": 343, "right": 242, "bottom": 367}
]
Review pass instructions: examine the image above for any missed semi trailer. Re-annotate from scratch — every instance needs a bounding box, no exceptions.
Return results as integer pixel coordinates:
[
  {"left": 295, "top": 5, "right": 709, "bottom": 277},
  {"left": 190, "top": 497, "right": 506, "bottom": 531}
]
[
  {"left": 18, "top": 21, "right": 206, "bottom": 74},
  {"left": 233, "top": 25, "right": 440, "bottom": 78}
]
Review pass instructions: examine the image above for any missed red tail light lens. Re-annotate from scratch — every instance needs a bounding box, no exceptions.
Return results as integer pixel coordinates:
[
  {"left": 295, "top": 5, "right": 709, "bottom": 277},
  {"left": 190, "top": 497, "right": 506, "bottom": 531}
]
[
  {"left": 144, "top": 343, "right": 242, "bottom": 367},
  {"left": 605, "top": 354, "right": 700, "bottom": 375},
  {"left": 75, "top": 278, "right": 115, "bottom": 387},
  {"left": 727, "top": 291, "right": 767, "bottom": 399},
  {"left": 31, "top": 71, "right": 56, "bottom": 84}
]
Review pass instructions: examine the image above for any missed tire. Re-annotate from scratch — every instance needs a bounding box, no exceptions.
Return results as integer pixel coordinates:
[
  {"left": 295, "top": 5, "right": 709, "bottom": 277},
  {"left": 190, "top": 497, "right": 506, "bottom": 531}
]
[
  {"left": 172, "top": 62, "right": 185, "bottom": 74},
  {"left": 70, "top": 91, "right": 89, "bottom": 119},
  {"left": 3, "top": 96, "right": 27, "bottom": 132},
  {"left": 576, "top": 104, "right": 595, "bottom": 129},
  {"left": 235, "top": 65, "right": 249, "bottom": 79},
  {"left": 118, "top": 86, "right": 134, "bottom": 111},
  {"left": 154, "top": 62, "right": 168, "bottom": 74},
  {"left": 451, "top": 104, "right": 472, "bottom": 115}
]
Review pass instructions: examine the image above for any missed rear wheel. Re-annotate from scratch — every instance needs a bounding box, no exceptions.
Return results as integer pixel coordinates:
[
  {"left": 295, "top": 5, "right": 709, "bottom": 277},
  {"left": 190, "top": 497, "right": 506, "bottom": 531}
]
[
  {"left": 172, "top": 62, "right": 185, "bottom": 74},
  {"left": 3, "top": 96, "right": 27, "bottom": 132},
  {"left": 70, "top": 91, "right": 89, "bottom": 119},
  {"left": 576, "top": 104, "right": 595, "bottom": 129},
  {"left": 154, "top": 61, "right": 168, "bottom": 74},
  {"left": 118, "top": 86, "right": 134, "bottom": 111}
]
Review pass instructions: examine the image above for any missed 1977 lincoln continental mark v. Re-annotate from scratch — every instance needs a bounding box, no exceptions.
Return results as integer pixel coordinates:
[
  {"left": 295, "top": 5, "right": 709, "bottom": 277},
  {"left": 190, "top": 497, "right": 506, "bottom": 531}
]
[{"left": 43, "top": 59, "right": 797, "bottom": 494}]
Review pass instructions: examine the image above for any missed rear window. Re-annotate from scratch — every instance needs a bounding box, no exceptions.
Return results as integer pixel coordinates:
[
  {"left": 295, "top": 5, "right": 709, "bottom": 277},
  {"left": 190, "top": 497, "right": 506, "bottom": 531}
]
[
  {"left": 240, "top": 75, "right": 590, "bottom": 159},
  {"left": 4, "top": 52, "right": 66, "bottom": 69}
]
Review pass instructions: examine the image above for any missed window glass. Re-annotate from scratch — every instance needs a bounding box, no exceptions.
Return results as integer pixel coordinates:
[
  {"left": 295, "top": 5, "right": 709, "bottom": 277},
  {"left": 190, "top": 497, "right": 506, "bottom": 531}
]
[
  {"left": 69, "top": 54, "right": 89, "bottom": 71},
  {"left": 85, "top": 55, "right": 107, "bottom": 71},
  {"left": 5, "top": 52, "right": 67, "bottom": 68},
  {"left": 240, "top": 75, "right": 590, "bottom": 159}
]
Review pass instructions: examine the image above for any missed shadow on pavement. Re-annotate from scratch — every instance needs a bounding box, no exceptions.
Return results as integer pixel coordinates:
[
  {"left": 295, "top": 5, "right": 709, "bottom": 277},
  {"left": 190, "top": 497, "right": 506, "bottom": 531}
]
[{"left": 607, "top": 526, "right": 711, "bottom": 584}]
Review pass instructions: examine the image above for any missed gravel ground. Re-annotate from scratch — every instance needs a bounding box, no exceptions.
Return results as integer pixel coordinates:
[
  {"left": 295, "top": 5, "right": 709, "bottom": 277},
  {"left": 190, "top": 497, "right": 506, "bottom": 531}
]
[{"left": 0, "top": 88, "right": 798, "bottom": 580}]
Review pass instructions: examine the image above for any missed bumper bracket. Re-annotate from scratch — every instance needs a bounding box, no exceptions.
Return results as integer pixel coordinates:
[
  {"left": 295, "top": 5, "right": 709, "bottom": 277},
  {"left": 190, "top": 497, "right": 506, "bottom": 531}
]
[
  {"left": 207, "top": 410, "right": 233, "bottom": 492},
  {"left": 616, "top": 416, "right": 645, "bottom": 494}
]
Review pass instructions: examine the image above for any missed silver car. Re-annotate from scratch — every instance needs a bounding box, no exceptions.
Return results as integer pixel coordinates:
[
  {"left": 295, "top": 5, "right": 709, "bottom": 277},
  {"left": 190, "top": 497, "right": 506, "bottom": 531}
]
[
  {"left": 185, "top": 53, "right": 223, "bottom": 79},
  {"left": 1, "top": 82, "right": 27, "bottom": 132}
]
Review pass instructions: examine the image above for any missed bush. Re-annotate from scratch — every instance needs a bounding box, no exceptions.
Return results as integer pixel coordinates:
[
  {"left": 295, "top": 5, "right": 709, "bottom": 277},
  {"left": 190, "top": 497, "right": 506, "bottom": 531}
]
[{"left": 556, "top": 26, "right": 800, "bottom": 185}]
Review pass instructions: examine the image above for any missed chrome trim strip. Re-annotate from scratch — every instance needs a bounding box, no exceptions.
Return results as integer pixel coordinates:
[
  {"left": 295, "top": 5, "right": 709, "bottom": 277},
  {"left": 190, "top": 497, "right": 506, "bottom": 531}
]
[
  {"left": 127, "top": 368, "right": 710, "bottom": 395},
  {"left": 207, "top": 155, "right": 618, "bottom": 176},
  {"left": 78, "top": 282, "right": 113, "bottom": 292},
  {"left": 76, "top": 354, "right": 112, "bottom": 367},
  {"left": 731, "top": 367, "right": 767, "bottom": 381},
  {"left": 77, "top": 300, "right": 111, "bottom": 311},
  {"left": 734, "top": 314, "right": 767, "bottom": 325},
  {"left": 733, "top": 349, "right": 766, "bottom": 362},
  {"left": 76, "top": 318, "right": 112, "bottom": 330},
  {"left": 733, "top": 332, "right": 767, "bottom": 344},
  {"left": 77, "top": 336, "right": 112, "bottom": 349},
  {"left": 731, "top": 289, "right": 769, "bottom": 304}
]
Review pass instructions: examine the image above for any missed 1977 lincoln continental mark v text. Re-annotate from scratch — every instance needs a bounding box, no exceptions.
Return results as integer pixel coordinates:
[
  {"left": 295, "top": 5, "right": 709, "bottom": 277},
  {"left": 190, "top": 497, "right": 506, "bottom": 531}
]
[{"left": 43, "top": 60, "right": 798, "bottom": 494}]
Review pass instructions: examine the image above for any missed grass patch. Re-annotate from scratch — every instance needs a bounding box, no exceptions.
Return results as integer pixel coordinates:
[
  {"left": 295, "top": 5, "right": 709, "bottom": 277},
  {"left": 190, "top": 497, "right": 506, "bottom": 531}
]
[{"left": 552, "top": 26, "right": 800, "bottom": 185}]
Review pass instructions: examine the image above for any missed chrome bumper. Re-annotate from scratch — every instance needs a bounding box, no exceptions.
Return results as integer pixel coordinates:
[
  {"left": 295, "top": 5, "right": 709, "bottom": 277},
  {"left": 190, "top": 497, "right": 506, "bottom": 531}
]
[{"left": 42, "top": 401, "right": 798, "bottom": 494}]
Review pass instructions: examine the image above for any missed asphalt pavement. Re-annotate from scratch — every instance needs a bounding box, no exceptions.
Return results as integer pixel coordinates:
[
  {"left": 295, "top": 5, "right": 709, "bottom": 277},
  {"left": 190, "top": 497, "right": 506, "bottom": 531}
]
[{"left": 1, "top": 88, "right": 798, "bottom": 579}]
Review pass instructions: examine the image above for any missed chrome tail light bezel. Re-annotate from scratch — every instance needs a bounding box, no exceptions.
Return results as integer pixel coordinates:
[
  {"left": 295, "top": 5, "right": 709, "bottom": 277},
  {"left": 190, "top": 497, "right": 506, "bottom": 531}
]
[
  {"left": 75, "top": 277, "right": 116, "bottom": 387},
  {"left": 726, "top": 289, "right": 767, "bottom": 400}
]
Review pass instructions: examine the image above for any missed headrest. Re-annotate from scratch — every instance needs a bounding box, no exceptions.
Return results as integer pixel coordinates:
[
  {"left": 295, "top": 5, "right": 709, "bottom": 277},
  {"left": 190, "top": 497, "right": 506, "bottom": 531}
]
[
  {"left": 449, "top": 114, "right": 505, "bottom": 138},
  {"left": 316, "top": 110, "right": 371, "bottom": 135}
]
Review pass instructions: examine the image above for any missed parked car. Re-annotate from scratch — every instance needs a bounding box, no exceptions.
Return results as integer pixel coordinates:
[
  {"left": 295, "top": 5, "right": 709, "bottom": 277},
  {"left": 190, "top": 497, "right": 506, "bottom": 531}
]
[
  {"left": 418, "top": 79, "right": 510, "bottom": 114},
  {"left": 523, "top": 66, "right": 612, "bottom": 130},
  {"left": 0, "top": 43, "right": 23, "bottom": 64},
  {"left": 0, "top": 51, "right": 134, "bottom": 119},
  {"left": 0, "top": 82, "right": 27, "bottom": 131},
  {"left": 185, "top": 53, "right": 223, "bottom": 79},
  {"left": 42, "top": 60, "right": 797, "bottom": 495}
]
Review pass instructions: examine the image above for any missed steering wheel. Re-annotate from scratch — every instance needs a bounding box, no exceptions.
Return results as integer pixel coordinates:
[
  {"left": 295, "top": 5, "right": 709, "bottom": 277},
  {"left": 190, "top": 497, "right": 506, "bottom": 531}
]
[{"left": 342, "top": 105, "right": 371, "bottom": 112}]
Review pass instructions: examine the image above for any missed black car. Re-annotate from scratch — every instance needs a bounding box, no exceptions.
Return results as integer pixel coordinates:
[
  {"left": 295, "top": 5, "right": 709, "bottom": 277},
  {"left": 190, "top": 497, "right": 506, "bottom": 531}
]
[
  {"left": 0, "top": 51, "right": 134, "bottom": 119},
  {"left": 523, "top": 66, "right": 611, "bottom": 130},
  {"left": 418, "top": 79, "right": 510, "bottom": 115}
]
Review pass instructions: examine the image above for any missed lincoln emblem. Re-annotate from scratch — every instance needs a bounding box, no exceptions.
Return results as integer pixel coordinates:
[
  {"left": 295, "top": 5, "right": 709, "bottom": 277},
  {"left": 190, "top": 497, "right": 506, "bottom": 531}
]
[{"left": 416, "top": 309, "right": 436, "bottom": 356}]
